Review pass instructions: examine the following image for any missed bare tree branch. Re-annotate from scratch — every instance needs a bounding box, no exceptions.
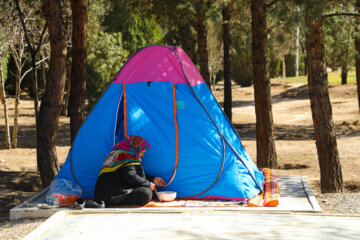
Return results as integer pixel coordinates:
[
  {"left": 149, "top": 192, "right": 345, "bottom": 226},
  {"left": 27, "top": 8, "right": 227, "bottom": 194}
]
[
  {"left": 323, "top": 12, "right": 360, "bottom": 18},
  {"left": 20, "top": 56, "right": 49, "bottom": 82},
  {"left": 20, "top": 68, "right": 32, "bottom": 82},
  {"left": 35, "top": 24, "right": 48, "bottom": 53},
  {"left": 35, "top": 56, "right": 49, "bottom": 66},
  {"left": 14, "top": 0, "right": 34, "bottom": 52}
]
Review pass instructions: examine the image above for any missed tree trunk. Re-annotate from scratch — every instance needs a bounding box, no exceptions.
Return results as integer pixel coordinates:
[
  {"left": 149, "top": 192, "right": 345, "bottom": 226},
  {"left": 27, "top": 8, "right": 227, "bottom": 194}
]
[
  {"left": 0, "top": 59, "right": 11, "bottom": 149},
  {"left": 305, "top": 18, "right": 343, "bottom": 193},
  {"left": 195, "top": 0, "right": 210, "bottom": 87},
  {"left": 251, "top": 0, "right": 277, "bottom": 168},
  {"left": 12, "top": 71, "right": 21, "bottom": 148},
  {"left": 62, "top": 68, "right": 70, "bottom": 116},
  {"left": 31, "top": 55, "right": 39, "bottom": 160},
  {"left": 38, "top": 0, "right": 67, "bottom": 188},
  {"left": 222, "top": 3, "right": 232, "bottom": 121},
  {"left": 301, "top": 41, "right": 308, "bottom": 75},
  {"left": 31, "top": 54, "right": 40, "bottom": 119},
  {"left": 210, "top": 68, "right": 215, "bottom": 91},
  {"left": 281, "top": 53, "right": 286, "bottom": 79},
  {"left": 341, "top": 68, "right": 347, "bottom": 85},
  {"left": 296, "top": 9, "right": 300, "bottom": 77},
  {"left": 69, "top": 0, "right": 87, "bottom": 143},
  {"left": 356, "top": 0, "right": 360, "bottom": 112}
]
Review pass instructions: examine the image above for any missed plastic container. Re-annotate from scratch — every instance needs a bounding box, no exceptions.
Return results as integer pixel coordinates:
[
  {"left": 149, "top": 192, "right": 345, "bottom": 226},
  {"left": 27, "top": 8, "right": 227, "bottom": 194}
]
[{"left": 156, "top": 191, "right": 177, "bottom": 202}]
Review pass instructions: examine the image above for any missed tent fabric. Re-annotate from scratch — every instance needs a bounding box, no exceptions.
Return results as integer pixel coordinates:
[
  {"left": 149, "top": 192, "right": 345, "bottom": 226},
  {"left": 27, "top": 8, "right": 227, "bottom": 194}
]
[
  {"left": 113, "top": 46, "right": 203, "bottom": 87},
  {"left": 56, "top": 45, "right": 264, "bottom": 200}
]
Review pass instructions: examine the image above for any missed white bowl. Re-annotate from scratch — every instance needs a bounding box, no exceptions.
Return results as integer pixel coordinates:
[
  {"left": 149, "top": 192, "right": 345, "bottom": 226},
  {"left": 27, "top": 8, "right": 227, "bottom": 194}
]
[{"left": 156, "top": 191, "right": 177, "bottom": 202}]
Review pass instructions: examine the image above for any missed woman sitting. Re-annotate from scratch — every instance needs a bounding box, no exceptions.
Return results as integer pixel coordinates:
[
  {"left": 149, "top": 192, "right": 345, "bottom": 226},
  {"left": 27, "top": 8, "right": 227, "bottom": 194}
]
[{"left": 94, "top": 135, "right": 165, "bottom": 207}]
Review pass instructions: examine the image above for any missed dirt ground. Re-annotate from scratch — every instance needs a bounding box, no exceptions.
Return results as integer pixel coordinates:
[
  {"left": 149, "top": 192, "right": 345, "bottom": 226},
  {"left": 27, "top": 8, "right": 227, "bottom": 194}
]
[{"left": 0, "top": 81, "right": 359, "bottom": 220}]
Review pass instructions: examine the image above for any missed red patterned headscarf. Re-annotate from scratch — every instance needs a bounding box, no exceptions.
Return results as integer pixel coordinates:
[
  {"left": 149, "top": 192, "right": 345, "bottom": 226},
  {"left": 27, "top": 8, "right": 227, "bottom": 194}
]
[{"left": 99, "top": 135, "right": 150, "bottom": 176}]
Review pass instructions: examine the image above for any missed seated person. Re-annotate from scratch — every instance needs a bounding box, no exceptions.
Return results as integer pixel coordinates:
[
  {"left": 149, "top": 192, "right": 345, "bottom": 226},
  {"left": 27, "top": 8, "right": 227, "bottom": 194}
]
[{"left": 94, "top": 135, "right": 165, "bottom": 207}]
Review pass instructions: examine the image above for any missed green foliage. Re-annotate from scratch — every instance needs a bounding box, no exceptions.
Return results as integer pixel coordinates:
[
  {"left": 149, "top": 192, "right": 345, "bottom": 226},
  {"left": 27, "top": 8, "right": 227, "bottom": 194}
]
[
  {"left": 296, "top": 0, "right": 328, "bottom": 20},
  {"left": 215, "top": 70, "right": 223, "bottom": 83},
  {"left": 85, "top": 1, "right": 130, "bottom": 110},
  {"left": 4, "top": 55, "right": 17, "bottom": 95},
  {"left": 103, "top": 0, "right": 163, "bottom": 53},
  {"left": 86, "top": 64, "right": 107, "bottom": 112},
  {"left": 285, "top": 54, "right": 296, "bottom": 77},
  {"left": 230, "top": 3, "right": 253, "bottom": 87},
  {"left": 273, "top": 69, "right": 356, "bottom": 86},
  {"left": 269, "top": 56, "right": 281, "bottom": 78},
  {"left": 86, "top": 31, "right": 129, "bottom": 110},
  {"left": 232, "top": 39, "right": 253, "bottom": 87},
  {"left": 152, "top": 0, "right": 198, "bottom": 63},
  {"left": 324, "top": 13, "right": 355, "bottom": 72},
  {"left": 1, "top": 53, "right": 9, "bottom": 85}
]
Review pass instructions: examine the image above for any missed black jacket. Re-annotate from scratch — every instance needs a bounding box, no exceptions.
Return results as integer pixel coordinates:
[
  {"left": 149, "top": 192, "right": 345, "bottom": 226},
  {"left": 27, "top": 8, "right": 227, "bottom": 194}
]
[{"left": 94, "top": 164, "right": 154, "bottom": 202}]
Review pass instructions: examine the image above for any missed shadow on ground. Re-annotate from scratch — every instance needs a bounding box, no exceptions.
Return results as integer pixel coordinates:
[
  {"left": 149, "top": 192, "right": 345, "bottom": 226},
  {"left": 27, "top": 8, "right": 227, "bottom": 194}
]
[
  {"left": 234, "top": 121, "right": 360, "bottom": 141},
  {"left": 0, "top": 121, "right": 70, "bottom": 149},
  {"left": 0, "top": 171, "right": 41, "bottom": 221}
]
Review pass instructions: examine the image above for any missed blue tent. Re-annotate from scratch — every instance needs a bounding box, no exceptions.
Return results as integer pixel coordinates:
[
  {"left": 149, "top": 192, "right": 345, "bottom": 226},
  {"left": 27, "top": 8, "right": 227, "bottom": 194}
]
[{"left": 57, "top": 46, "right": 264, "bottom": 200}]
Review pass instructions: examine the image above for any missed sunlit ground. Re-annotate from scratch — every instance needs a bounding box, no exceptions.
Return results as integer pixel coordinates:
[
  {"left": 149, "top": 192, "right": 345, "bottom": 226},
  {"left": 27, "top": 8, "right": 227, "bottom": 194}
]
[{"left": 272, "top": 70, "right": 356, "bottom": 86}]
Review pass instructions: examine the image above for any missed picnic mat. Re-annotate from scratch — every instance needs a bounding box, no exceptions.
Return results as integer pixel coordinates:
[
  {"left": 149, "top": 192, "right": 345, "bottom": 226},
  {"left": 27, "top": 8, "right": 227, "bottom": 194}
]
[
  {"left": 145, "top": 200, "right": 246, "bottom": 207},
  {"left": 145, "top": 168, "right": 280, "bottom": 208},
  {"left": 248, "top": 168, "right": 280, "bottom": 207}
]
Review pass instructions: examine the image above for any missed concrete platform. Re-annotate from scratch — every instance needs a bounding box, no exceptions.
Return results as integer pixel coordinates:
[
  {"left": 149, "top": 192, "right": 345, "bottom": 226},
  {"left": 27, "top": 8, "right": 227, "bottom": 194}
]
[
  {"left": 24, "top": 211, "right": 360, "bottom": 240},
  {"left": 10, "top": 176, "right": 321, "bottom": 220}
]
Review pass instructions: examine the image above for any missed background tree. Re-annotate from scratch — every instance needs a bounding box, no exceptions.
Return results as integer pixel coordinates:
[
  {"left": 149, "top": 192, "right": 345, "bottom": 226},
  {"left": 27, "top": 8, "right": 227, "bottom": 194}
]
[
  {"left": 207, "top": 9, "right": 223, "bottom": 91},
  {"left": 267, "top": 2, "right": 303, "bottom": 78},
  {"left": 305, "top": 15, "right": 343, "bottom": 193},
  {"left": 103, "top": 0, "right": 162, "bottom": 53},
  {"left": 69, "top": 0, "right": 87, "bottom": 143},
  {"left": 195, "top": 0, "right": 211, "bottom": 87},
  {"left": 82, "top": 0, "right": 155, "bottom": 110},
  {"left": 0, "top": 48, "right": 10, "bottom": 149},
  {"left": 61, "top": 3, "right": 72, "bottom": 117},
  {"left": 222, "top": 0, "right": 232, "bottom": 121},
  {"left": 153, "top": 0, "right": 198, "bottom": 63},
  {"left": 8, "top": 6, "right": 27, "bottom": 149},
  {"left": 86, "top": 32, "right": 128, "bottom": 110},
  {"left": 325, "top": 15, "right": 355, "bottom": 84},
  {"left": 251, "top": 0, "right": 278, "bottom": 168},
  {"left": 14, "top": 0, "right": 47, "bottom": 121},
  {"left": 0, "top": 1, "right": 13, "bottom": 149},
  {"left": 297, "top": 0, "right": 360, "bottom": 193},
  {"left": 231, "top": 3, "right": 253, "bottom": 87},
  {"left": 38, "top": 0, "right": 67, "bottom": 187},
  {"left": 5, "top": 0, "right": 48, "bottom": 149},
  {"left": 14, "top": 0, "right": 47, "bottom": 159},
  {"left": 356, "top": 0, "right": 360, "bottom": 112}
]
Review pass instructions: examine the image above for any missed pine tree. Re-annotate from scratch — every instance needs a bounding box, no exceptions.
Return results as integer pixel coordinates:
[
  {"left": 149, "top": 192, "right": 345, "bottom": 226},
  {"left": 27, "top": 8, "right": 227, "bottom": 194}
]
[
  {"left": 355, "top": 0, "right": 360, "bottom": 112},
  {"left": 297, "top": 0, "right": 360, "bottom": 192},
  {"left": 69, "top": 0, "right": 87, "bottom": 143},
  {"left": 222, "top": 1, "right": 232, "bottom": 121},
  {"left": 38, "top": 0, "right": 67, "bottom": 187},
  {"left": 251, "top": 0, "right": 278, "bottom": 168}
]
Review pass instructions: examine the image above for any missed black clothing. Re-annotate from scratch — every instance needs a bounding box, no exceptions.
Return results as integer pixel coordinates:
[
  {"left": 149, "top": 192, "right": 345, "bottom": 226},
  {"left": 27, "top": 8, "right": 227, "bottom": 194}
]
[
  {"left": 109, "top": 186, "right": 152, "bottom": 206},
  {"left": 94, "top": 164, "right": 154, "bottom": 207}
]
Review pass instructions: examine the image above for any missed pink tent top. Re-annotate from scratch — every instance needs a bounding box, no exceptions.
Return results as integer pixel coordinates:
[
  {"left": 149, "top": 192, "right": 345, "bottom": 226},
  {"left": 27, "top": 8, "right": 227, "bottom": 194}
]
[{"left": 113, "top": 46, "right": 204, "bottom": 87}]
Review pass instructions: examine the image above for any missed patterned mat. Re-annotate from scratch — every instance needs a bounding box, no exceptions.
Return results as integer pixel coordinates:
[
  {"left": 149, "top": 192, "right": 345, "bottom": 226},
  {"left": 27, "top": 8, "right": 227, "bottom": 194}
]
[
  {"left": 145, "top": 168, "right": 280, "bottom": 208},
  {"left": 145, "top": 200, "right": 247, "bottom": 208}
]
